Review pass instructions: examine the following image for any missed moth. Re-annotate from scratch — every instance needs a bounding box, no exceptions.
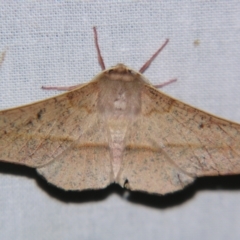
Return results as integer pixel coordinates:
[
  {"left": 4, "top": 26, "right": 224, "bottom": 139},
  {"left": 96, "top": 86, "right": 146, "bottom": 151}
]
[{"left": 0, "top": 27, "right": 240, "bottom": 195}]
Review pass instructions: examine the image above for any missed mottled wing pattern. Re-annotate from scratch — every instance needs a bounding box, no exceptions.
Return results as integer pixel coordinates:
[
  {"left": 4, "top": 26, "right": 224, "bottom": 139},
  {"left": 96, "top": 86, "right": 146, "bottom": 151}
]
[
  {"left": 0, "top": 82, "right": 113, "bottom": 190},
  {"left": 117, "top": 85, "right": 240, "bottom": 194}
]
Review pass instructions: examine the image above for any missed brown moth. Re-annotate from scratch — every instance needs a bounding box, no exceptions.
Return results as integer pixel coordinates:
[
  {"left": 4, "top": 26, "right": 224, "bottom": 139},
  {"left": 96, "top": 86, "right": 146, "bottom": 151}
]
[{"left": 1, "top": 27, "right": 240, "bottom": 195}]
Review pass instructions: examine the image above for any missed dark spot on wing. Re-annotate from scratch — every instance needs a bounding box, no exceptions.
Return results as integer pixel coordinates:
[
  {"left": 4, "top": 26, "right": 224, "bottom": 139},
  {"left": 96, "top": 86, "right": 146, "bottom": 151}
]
[
  {"left": 37, "top": 109, "right": 45, "bottom": 120},
  {"left": 67, "top": 92, "right": 74, "bottom": 100},
  {"left": 124, "top": 179, "right": 130, "bottom": 189},
  {"left": 26, "top": 120, "right": 33, "bottom": 126}
]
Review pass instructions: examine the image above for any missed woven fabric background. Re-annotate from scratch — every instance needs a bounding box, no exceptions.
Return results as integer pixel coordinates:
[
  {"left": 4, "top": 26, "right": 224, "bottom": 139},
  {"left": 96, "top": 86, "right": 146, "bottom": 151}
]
[{"left": 1, "top": 1, "right": 240, "bottom": 239}]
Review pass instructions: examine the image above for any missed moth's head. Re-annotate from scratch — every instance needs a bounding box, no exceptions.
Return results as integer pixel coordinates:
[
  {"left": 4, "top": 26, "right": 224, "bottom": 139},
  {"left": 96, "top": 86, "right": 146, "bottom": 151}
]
[
  {"left": 103, "top": 63, "right": 141, "bottom": 82},
  {"left": 91, "top": 63, "right": 151, "bottom": 85}
]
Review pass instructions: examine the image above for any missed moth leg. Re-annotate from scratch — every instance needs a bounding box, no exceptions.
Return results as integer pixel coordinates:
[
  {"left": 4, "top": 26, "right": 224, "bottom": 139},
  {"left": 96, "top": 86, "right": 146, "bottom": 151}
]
[
  {"left": 139, "top": 39, "right": 169, "bottom": 73},
  {"left": 154, "top": 78, "right": 177, "bottom": 89},
  {"left": 42, "top": 27, "right": 106, "bottom": 92},
  {"left": 41, "top": 83, "right": 83, "bottom": 91}
]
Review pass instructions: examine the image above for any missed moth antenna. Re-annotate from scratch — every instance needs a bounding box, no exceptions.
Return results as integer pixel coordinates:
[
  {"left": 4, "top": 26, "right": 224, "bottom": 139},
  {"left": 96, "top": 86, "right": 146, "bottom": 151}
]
[
  {"left": 93, "top": 26, "right": 106, "bottom": 70},
  {"left": 139, "top": 39, "right": 169, "bottom": 73}
]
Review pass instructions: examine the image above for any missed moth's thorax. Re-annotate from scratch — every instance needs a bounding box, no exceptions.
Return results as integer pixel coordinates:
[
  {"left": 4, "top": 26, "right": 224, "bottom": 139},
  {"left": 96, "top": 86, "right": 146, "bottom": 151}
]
[
  {"left": 97, "top": 65, "right": 144, "bottom": 178},
  {"left": 97, "top": 64, "right": 145, "bottom": 117}
]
